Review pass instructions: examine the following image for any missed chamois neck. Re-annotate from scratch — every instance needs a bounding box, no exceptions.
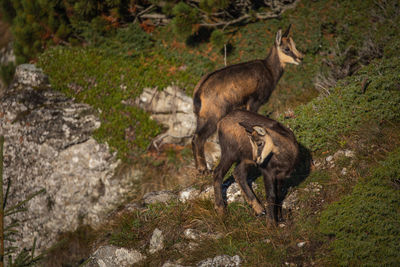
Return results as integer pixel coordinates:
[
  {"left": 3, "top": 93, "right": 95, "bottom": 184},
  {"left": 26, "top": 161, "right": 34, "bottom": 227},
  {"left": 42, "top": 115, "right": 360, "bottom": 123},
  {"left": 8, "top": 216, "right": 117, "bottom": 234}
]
[{"left": 265, "top": 45, "right": 284, "bottom": 84}]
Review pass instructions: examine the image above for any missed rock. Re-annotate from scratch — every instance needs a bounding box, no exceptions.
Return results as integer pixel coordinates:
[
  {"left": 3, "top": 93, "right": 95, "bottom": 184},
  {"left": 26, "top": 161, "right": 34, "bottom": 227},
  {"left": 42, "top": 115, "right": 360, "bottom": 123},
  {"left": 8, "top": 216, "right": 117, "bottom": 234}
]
[
  {"left": 135, "top": 86, "right": 196, "bottom": 146},
  {"left": 325, "top": 155, "right": 333, "bottom": 163},
  {"left": 143, "top": 190, "right": 177, "bottom": 205},
  {"left": 282, "top": 190, "right": 299, "bottom": 211},
  {"left": 197, "top": 255, "right": 241, "bottom": 267},
  {"left": 162, "top": 262, "right": 191, "bottom": 267},
  {"left": 13, "top": 64, "right": 49, "bottom": 88},
  {"left": 344, "top": 149, "right": 355, "bottom": 158},
  {"left": 135, "top": 86, "right": 220, "bottom": 168},
  {"left": 198, "top": 186, "right": 215, "bottom": 200},
  {"left": 179, "top": 187, "right": 200, "bottom": 203},
  {"left": 1, "top": 64, "right": 139, "bottom": 254},
  {"left": 204, "top": 141, "right": 221, "bottom": 170},
  {"left": 184, "top": 229, "right": 200, "bottom": 240},
  {"left": 149, "top": 228, "right": 165, "bottom": 254},
  {"left": 297, "top": 241, "right": 306, "bottom": 248},
  {"left": 179, "top": 181, "right": 258, "bottom": 205},
  {"left": 87, "top": 245, "right": 145, "bottom": 267},
  {"left": 183, "top": 229, "right": 221, "bottom": 241}
]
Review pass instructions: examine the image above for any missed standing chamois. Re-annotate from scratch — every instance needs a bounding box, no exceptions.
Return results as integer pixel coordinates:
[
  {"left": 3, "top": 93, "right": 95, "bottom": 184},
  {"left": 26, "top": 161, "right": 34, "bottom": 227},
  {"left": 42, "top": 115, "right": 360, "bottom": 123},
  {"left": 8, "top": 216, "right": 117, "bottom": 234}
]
[
  {"left": 192, "top": 25, "right": 303, "bottom": 172},
  {"left": 214, "top": 110, "right": 299, "bottom": 222}
]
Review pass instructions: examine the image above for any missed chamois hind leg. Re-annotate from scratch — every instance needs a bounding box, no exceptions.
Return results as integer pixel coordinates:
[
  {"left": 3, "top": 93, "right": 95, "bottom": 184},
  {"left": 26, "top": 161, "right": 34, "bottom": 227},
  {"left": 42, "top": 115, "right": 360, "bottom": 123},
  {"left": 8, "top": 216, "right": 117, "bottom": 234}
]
[
  {"left": 192, "top": 117, "right": 217, "bottom": 173},
  {"left": 233, "top": 160, "right": 265, "bottom": 216},
  {"left": 213, "top": 155, "right": 234, "bottom": 216}
]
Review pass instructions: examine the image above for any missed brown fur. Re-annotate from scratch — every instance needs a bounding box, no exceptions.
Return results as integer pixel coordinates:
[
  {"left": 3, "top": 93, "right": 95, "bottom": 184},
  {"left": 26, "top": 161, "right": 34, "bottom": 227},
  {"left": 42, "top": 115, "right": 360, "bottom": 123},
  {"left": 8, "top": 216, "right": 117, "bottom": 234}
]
[
  {"left": 213, "top": 110, "right": 299, "bottom": 222},
  {"left": 192, "top": 26, "right": 303, "bottom": 172}
]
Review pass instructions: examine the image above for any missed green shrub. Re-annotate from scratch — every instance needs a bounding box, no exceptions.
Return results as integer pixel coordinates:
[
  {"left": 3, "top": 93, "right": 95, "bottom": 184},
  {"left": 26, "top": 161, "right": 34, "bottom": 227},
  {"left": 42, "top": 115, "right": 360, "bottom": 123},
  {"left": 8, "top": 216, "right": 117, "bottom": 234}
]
[
  {"left": 319, "top": 148, "right": 400, "bottom": 266},
  {"left": 283, "top": 56, "right": 400, "bottom": 151},
  {"left": 172, "top": 2, "right": 200, "bottom": 38}
]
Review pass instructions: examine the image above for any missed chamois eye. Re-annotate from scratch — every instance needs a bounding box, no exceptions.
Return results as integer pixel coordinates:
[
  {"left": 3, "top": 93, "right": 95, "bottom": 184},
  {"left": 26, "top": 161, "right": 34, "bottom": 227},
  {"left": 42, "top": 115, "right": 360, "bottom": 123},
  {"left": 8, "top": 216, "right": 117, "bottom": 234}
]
[
  {"left": 257, "top": 141, "right": 264, "bottom": 147},
  {"left": 284, "top": 48, "right": 290, "bottom": 53}
]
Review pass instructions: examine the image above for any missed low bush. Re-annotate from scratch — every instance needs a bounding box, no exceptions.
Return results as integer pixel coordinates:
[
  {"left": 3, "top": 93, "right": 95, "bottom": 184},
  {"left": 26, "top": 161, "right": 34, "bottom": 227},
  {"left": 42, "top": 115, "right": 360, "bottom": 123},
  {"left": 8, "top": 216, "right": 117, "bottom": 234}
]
[
  {"left": 283, "top": 55, "right": 400, "bottom": 152},
  {"left": 319, "top": 148, "right": 400, "bottom": 266}
]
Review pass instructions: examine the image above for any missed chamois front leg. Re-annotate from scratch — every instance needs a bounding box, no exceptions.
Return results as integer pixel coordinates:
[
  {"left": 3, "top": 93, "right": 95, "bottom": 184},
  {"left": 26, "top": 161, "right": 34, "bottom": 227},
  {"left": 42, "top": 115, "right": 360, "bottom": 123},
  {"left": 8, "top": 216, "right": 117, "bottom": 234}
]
[
  {"left": 233, "top": 159, "right": 265, "bottom": 216},
  {"left": 262, "top": 167, "right": 287, "bottom": 223}
]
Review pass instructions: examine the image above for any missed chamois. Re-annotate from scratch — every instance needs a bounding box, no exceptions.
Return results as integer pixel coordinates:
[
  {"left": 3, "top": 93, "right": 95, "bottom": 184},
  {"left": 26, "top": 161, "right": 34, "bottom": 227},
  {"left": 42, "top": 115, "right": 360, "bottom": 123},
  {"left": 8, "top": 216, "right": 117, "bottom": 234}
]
[
  {"left": 214, "top": 110, "right": 299, "bottom": 222},
  {"left": 192, "top": 25, "right": 303, "bottom": 172}
]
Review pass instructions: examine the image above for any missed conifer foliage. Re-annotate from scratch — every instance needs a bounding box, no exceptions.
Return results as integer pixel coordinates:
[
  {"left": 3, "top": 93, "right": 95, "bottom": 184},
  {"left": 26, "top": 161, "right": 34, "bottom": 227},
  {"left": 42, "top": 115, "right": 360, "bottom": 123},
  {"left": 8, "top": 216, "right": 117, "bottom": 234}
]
[{"left": 0, "top": 0, "right": 297, "bottom": 63}]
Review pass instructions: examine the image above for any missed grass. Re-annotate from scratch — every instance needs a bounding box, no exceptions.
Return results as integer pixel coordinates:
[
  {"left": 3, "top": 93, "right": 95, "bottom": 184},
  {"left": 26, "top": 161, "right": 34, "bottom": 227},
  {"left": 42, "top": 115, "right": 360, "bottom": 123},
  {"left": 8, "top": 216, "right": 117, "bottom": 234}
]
[{"left": 319, "top": 148, "right": 400, "bottom": 266}]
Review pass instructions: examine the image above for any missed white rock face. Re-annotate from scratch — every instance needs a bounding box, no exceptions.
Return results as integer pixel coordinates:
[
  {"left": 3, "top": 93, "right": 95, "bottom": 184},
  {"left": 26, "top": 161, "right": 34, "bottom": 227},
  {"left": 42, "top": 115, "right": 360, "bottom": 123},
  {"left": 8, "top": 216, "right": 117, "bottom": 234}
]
[
  {"left": 135, "top": 86, "right": 196, "bottom": 145},
  {"left": 149, "top": 228, "right": 165, "bottom": 254},
  {"left": 143, "top": 190, "right": 177, "bottom": 205},
  {"left": 197, "top": 255, "right": 241, "bottom": 267},
  {"left": 135, "top": 86, "right": 221, "bottom": 168},
  {"left": 87, "top": 245, "right": 146, "bottom": 267},
  {"left": 0, "top": 64, "right": 137, "bottom": 254}
]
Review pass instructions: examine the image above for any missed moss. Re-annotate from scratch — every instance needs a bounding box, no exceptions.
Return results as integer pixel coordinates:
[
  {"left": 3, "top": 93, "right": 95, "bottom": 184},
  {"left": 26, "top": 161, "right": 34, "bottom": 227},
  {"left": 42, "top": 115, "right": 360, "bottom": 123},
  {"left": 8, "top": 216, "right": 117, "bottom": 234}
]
[{"left": 319, "top": 148, "right": 400, "bottom": 266}]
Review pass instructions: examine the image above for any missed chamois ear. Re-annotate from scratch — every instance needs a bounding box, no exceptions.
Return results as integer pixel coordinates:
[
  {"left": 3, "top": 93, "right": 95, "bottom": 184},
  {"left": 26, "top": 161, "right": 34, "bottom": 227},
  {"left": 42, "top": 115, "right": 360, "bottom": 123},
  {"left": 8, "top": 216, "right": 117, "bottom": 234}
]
[
  {"left": 282, "top": 24, "right": 292, "bottom": 38},
  {"left": 253, "top": 126, "right": 267, "bottom": 136},
  {"left": 275, "top": 29, "right": 282, "bottom": 46}
]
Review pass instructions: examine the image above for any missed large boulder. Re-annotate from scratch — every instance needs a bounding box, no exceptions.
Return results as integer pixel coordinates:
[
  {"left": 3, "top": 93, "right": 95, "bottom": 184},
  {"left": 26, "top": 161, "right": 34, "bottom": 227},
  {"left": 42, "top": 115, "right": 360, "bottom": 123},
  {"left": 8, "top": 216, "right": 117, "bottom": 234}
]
[
  {"left": 135, "top": 86, "right": 220, "bottom": 168},
  {"left": 0, "top": 64, "right": 136, "bottom": 254}
]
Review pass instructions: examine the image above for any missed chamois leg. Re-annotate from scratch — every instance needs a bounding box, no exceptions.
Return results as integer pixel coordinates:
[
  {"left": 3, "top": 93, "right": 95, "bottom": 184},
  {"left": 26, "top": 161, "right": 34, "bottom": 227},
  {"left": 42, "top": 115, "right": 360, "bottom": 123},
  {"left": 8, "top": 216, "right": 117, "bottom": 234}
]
[
  {"left": 261, "top": 167, "right": 278, "bottom": 222},
  {"left": 276, "top": 178, "right": 284, "bottom": 222},
  {"left": 233, "top": 160, "right": 265, "bottom": 216},
  {"left": 213, "top": 156, "right": 234, "bottom": 216},
  {"left": 192, "top": 117, "right": 217, "bottom": 173},
  {"left": 262, "top": 167, "right": 286, "bottom": 222}
]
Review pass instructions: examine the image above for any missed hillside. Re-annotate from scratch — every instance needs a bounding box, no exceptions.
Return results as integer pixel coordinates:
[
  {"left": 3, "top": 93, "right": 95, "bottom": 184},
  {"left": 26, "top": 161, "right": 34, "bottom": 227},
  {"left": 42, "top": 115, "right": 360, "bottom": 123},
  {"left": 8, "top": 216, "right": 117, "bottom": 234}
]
[{"left": 1, "top": 0, "right": 400, "bottom": 266}]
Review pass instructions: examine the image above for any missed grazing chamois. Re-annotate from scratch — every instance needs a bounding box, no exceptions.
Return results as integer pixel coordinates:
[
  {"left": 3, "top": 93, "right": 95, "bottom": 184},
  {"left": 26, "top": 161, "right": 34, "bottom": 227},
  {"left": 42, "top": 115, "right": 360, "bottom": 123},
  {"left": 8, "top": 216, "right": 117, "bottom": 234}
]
[
  {"left": 192, "top": 25, "right": 303, "bottom": 172},
  {"left": 214, "top": 110, "right": 299, "bottom": 222}
]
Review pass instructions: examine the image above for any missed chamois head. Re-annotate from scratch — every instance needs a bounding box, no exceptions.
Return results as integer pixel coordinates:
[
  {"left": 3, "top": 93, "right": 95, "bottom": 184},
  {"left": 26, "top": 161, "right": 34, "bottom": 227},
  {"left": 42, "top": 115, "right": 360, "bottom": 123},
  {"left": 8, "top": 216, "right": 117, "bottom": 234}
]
[
  {"left": 275, "top": 24, "right": 304, "bottom": 67},
  {"left": 239, "top": 122, "right": 277, "bottom": 165}
]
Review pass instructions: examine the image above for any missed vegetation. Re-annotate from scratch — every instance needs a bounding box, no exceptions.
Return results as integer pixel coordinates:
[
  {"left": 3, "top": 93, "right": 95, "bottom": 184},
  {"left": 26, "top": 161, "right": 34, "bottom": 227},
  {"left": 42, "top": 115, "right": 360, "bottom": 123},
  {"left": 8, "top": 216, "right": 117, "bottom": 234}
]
[
  {"left": 284, "top": 55, "right": 400, "bottom": 152},
  {"left": 320, "top": 148, "right": 400, "bottom": 266},
  {"left": 2, "top": 0, "right": 400, "bottom": 266}
]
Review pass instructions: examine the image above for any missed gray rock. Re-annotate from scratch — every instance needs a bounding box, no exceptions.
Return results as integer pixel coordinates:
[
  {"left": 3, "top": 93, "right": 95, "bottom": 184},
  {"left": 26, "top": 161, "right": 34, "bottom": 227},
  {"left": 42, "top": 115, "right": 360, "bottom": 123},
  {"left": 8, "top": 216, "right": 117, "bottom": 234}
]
[
  {"left": 135, "top": 86, "right": 220, "bottom": 168},
  {"left": 86, "top": 245, "right": 145, "bottom": 267},
  {"left": 184, "top": 228, "right": 201, "bottom": 240},
  {"left": 1, "top": 64, "right": 139, "bottom": 255},
  {"left": 297, "top": 241, "right": 306, "bottom": 248},
  {"left": 282, "top": 190, "right": 299, "bottom": 211},
  {"left": 143, "top": 190, "right": 177, "bottom": 205},
  {"left": 344, "top": 149, "right": 355, "bottom": 158},
  {"left": 179, "top": 187, "right": 200, "bottom": 203},
  {"left": 197, "top": 255, "right": 241, "bottom": 267},
  {"left": 162, "top": 262, "right": 191, "bottom": 267},
  {"left": 135, "top": 86, "right": 196, "bottom": 146},
  {"left": 149, "top": 228, "right": 164, "bottom": 254},
  {"left": 183, "top": 228, "right": 222, "bottom": 241},
  {"left": 325, "top": 155, "right": 333, "bottom": 162},
  {"left": 13, "top": 64, "right": 49, "bottom": 88}
]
